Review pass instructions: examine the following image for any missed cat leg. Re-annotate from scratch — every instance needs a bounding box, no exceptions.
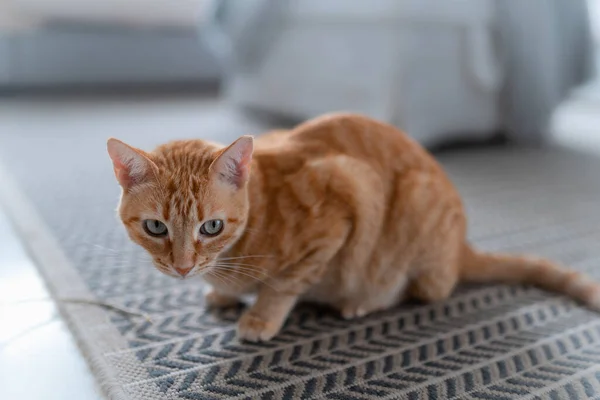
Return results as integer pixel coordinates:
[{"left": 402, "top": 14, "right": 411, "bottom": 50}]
[
  {"left": 237, "top": 258, "right": 334, "bottom": 341},
  {"left": 339, "top": 274, "right": 409, "bottom": 319},
  {"left": 238, "top": 225, "right": 349, "bottom": 341},
  {"left": 408, "top": 233, "right": 462, "bottom": 303},
  {"left": 409, "top": 268, "right": 458, "bottom": 303},
  {"left": 237, "top": 286, "right": 298, "bottom": 342},
  {"left": 204, "top": 287, "right": 240, "bottom": 308}
]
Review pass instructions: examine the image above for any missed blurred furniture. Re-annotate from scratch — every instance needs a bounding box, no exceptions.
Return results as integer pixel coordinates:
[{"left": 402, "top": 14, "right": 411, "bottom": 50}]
[
  {"left": 0, "top": 0, "right": 221, "bottom": 87},
  {"left": 212, "top": 0, "right": 595, "bottom": 146}
]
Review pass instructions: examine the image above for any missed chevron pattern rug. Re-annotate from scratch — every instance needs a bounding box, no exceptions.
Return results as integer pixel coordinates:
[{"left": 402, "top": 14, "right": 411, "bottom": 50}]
[{"left": 2, "top": 101, "right": 600, "bottom": 399}]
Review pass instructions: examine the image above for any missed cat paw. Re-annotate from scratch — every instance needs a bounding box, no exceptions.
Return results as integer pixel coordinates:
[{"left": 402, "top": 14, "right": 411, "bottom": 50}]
[
  {"left": 204, "top": 289, "right": 239, "bottom": 309},
  {"left": 341, "top": 305, "right": 367, "bottom": 320},
  {"left": 237, "top": 312, "right": 281, "bottom": 342}
]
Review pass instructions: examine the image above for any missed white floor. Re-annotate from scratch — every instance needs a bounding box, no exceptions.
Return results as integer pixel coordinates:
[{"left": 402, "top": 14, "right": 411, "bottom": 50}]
[{"left": 0, "top": 205, "right": 102, "bottom": 399}]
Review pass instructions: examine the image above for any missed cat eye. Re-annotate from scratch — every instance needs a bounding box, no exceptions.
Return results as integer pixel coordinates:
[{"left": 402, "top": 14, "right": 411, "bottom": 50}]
[
  {"left": 143, "top": 219, "right": 168, "bottom": 237},
  {"left": 200, "top": 219, "right": 224, "bottom": 236}
]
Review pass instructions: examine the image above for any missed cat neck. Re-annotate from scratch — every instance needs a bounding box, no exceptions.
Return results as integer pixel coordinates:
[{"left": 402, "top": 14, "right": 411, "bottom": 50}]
[{"left": 221, "top": 158, "right": 267, "bottom": 258}]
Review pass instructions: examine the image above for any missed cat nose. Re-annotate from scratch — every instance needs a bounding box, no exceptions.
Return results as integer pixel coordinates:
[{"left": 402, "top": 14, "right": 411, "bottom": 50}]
[{"left": 174, "top": 265, "right": 193, "bottom": 277}]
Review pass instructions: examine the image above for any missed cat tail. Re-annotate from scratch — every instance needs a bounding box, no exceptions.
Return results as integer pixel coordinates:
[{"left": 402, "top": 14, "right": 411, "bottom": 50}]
[{"left": 460, "top": 244, "right": 600, "bottom": 310}]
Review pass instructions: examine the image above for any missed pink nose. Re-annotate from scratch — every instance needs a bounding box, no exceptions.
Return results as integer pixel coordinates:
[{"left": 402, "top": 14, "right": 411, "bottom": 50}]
[{"left": 174, "top": 266, "right": 193, "bottom": 277}]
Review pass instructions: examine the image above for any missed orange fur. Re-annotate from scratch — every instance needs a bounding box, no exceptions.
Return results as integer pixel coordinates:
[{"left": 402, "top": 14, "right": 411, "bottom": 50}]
[{"left": 107, "top": 113, "right": 600, "bottom": 342}]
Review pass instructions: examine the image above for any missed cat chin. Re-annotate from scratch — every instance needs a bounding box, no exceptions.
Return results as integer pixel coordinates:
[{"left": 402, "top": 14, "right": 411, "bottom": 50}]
[
  {"left": 185, "top": 269, "right": 209, "bottom": 279},
  {"left": 161, "top": 270, "right": 183, "bottom": 279},
  {"left": 152, "top": 264, "right": 186, "bottom": 279},
  {"left": 153, "top": 263, "right": 214, "bottom": 280}
]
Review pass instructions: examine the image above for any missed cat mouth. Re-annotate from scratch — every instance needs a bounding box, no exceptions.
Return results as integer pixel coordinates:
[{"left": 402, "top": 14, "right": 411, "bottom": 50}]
[
  {"left": 154, "top": 259, "right": 214, "bottom": 279},
  {"left": 154, "top": 262, "right": 195, "bottom": 279},
  {"left": 174, "top": 265, "right": 211, "bottom": 279}
]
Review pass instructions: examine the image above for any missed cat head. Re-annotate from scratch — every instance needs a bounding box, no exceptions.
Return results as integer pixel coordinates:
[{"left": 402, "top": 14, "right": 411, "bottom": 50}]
[{"left": 107, "top": 136, "right": 254, "bottom": 279}]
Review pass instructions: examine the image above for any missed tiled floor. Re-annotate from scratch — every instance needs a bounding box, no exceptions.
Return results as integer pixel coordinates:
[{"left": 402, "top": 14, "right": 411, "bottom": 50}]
[{"left": 0, "top": 205, "right": 101, "bottom": 400}]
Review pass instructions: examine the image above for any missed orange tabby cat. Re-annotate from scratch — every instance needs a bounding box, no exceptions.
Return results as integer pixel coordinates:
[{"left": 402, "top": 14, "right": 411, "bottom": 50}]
[{"left": 107, "top": 113, "right": 600, "bottom": 342}]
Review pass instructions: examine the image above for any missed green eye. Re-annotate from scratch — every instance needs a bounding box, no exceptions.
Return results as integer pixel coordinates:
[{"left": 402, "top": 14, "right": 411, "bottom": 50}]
[
  {"left": 200, "top": 219, "right": 224, "bottom": 236},
  {"left": 143, "top": 219, "right": 168, "bottom": 237}
]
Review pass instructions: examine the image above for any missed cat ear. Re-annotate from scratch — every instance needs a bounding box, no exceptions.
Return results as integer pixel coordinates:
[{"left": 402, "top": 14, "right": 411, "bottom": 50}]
[
  {"left": 210, "top": 136, "right": 254, "bottom": 189},
  {"left": 107, "top": 138, "right": 157, "bottom": 190}
]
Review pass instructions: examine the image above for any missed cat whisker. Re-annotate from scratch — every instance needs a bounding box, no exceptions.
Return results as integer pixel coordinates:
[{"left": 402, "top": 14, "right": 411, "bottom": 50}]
[
  {"left": 212, "top": 263, "right": 271, "bottom": 277},
  {"left": 218, "top": 255, "right": 274, "bottom": 261},
  {"left": 100, "top": 258, "right": 153, "bottom": 267},
  {"left": 100, "top": 253, "right": 152, "bottom": 260},
  {"left": 211, "top": 265, "right": 278, "bottom": 291},
  {"left": 77, "top": 242, "right": 143, "bottom": 255},
  {"left": 220, "top": 271, "right": 247, "bottom": 289},
  {"left": 214, "top": 260, "right": 268, "bottom": 268},
  {"left": 206, "top": 271, "right": 228, "bottom": 288},
  {"left": 75, "top": 242, "right": 154, "bottom": 263},
  {"left": 90, "top": 244, "right": 120, "bottom": 253},
  {"left": 93, "top": 251, "right": 152, "bottom": 260},
  {"left": 213, "top": 262, "right": 269, "bottom": 271},
  {"left": 76, "top": 241, "right": 120, "bottom": 251},
  {"left": 208, "top": 269, "right": 241, "bottom": 290},
  {"left": 214, "top": 269, "right": 258, "bottom": 291}
]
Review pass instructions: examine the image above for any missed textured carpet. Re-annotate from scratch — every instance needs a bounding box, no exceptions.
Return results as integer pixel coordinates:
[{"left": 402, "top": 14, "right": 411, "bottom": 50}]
[{"left": 2, "top": 98, "right": 600, "bottom": 399}]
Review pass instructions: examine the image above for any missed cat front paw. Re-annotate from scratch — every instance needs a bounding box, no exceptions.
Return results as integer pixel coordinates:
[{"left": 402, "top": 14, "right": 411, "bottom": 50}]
[
  {"left": 204, "top": 289, "right": 239, "bottom": 309},
  {"left": 237, "top": 311, "right": 281, "bottom": 342},
  {"left": 339, "top": 301, "right": 383, "bottom": 320},
  {"left": 341, "top": 304, "right": 367, "bottom": 320}
]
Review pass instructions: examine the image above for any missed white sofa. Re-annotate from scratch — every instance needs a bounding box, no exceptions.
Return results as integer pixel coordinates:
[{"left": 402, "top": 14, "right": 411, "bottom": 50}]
[
  {"left": 215, "top": 0, "right": 595, "bottom": 146},
  {"left": 228, "top": 0, "right": 500, "bottom": 146}
]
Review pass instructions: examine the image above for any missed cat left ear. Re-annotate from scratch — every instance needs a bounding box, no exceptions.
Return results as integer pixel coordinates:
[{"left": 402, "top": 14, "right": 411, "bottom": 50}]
[
  {"left": 210, "top": 136, "right": 254, "bottom": 189},
  {"left": 107, "top": 138, "right": 157, "bottom": 190}
]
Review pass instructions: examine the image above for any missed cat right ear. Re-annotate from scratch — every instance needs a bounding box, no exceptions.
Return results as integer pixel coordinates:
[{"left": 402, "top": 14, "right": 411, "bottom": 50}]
[
  {"left": 107, "top": 138, "right": 157, "bottom": 190},
  {"left": 210, "top": 136, "right": 254, "bottom": 189}
]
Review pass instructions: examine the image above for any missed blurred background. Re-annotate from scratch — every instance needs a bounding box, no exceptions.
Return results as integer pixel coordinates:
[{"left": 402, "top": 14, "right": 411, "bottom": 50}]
[
  {"left": 2, "top": 1, "right": 600, "bottom": 399},
  {"left": 0, "top": 0, "right": 598, "bottom": 149}
]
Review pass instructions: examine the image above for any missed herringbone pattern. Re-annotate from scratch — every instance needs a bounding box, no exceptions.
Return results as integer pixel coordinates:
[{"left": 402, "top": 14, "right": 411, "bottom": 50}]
[{"left": 3, "top": 103, "right": 600, "bottom": 399}]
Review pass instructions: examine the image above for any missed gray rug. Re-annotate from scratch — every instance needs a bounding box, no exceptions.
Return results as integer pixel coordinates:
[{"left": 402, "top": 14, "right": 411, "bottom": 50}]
[{"left": 2, "top": 99, "right": 600, "bottom": 399}]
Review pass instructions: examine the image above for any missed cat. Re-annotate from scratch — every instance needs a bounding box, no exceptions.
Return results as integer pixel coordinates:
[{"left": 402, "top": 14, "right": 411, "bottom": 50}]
[{"left": 107, "top": 113, "right": 600, "bottom": 342}]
